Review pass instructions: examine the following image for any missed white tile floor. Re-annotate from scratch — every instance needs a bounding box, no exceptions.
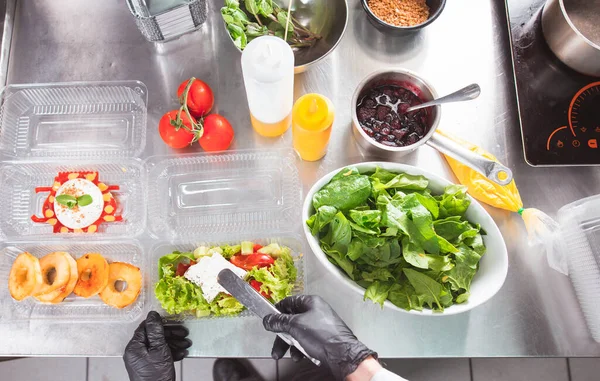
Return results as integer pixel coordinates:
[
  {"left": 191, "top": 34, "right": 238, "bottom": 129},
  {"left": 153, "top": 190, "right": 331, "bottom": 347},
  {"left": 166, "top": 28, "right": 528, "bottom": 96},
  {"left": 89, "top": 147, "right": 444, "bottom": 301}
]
[{"left": 0, "top": 357, "right": 598, "bottom": 380}]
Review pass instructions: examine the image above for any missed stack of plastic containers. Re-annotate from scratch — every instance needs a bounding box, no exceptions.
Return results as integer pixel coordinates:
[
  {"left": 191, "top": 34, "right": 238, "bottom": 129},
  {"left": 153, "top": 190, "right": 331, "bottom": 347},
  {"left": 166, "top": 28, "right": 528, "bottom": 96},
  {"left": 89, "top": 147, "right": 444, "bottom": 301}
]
[
  {"left": 0, "top": 81, "right": 306, "bottom": 322},
  {"left": 0, "top": 81, "right": 149, "bottom": 322}
]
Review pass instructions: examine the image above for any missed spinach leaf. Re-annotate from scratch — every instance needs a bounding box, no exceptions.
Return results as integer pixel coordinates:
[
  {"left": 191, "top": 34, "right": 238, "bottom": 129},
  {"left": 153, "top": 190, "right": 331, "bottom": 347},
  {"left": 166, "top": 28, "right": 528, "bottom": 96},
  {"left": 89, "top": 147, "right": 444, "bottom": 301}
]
[
  {"left": 349, "top": 209, "right": 382, "bottom": 230},
  {"left": 364, "top": 281, "right": 393, "bottom": 307},
  {"left": 401, "top": 238, "right": 454, "bottom": 272},
  {"left": 358, "top": 239, "right": 402, "bottom": 268},
  {"left": 312, "top": 174, "right": 371, "bottom": 211},
  {"left": 443, "top": 244, "right": 482, "bottom": 292},
  {"left": 372, "top": 172, "right": 429, "bottom": 192},
  {"left": 369, "top": 167, "right": 398, "bottom": 183},
  {"left": 464, "top": 233, "right": 486, "bottom": 255},
  {"left": 244, "top": 0, "right": 259, "bottom": 15},
  {"left": 322, "top": 212, "right": 352, "bottom": 254},
  {"left": 361, "top": 268, "right": 395, "bottom": 282},
  {"left": 387, "top": 282, "right": 422, "bottom": 311},
  {"left": 332, "top": 167, "right": 360, "bottom": 180},
  {"left": 321, "top": 243, "right": 355, "bottom": 280},
  {"left": 306, "top": 205, "right": 337, "bottom": 236},
  {"left": 437, "top": 184, "right": 471, "bottom": 218},
  {"left": 403, "top": 268, "right": 453, "bottom": 311}
]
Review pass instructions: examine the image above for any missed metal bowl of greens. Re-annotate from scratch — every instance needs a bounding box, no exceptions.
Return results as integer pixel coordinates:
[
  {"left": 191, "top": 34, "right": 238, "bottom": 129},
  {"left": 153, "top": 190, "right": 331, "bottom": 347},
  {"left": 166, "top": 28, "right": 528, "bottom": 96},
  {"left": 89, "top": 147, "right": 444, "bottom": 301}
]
[
  {"left": 221, "top": 0, "right": 349, "bottom": 73},
  {"left": 303, "top": 162, "right": 508, "bottom": 315}
]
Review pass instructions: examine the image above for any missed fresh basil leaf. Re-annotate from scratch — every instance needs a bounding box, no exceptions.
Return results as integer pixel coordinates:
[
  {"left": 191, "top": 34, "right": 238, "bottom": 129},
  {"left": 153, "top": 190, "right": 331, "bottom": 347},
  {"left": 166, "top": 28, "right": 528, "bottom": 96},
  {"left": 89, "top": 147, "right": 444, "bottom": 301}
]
[
  {"left": 276, "top": 10, "right": 293, "bottom": 30},
  {"left": 258, "top": 0, "right": 273, "bottom": 17},
  {"left": 225, "top": 0, "right": 239, "bottom": 7},
  {"left": 56, "top": 194, "right": 77, "bottom": 209},
  {"left": 77, "top": 194, "right": 93, "bottom": 207},
  {"left": 364, "top": 281, "right": 393, "bottom": 307},
  {"left": 244, "top": 0, "right": 259, "bottom": 15},
  {"left": 312, "top": 174, "right": 371, "bottom": 211},
  {"left": 403, "top": 268, "right": 452, "bottom": 311},
  {"left": 246, "top": 23, "right": 268, "bottom": 37}
]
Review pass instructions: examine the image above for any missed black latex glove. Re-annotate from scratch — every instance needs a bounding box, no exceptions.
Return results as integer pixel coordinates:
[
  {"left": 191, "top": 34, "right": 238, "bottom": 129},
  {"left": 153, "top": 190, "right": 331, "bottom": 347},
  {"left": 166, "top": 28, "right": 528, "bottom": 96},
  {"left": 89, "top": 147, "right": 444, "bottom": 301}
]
[
  {"left": 124, "top": 311, "right": 192, "bottom": 381},
  {"left": 263, "top": 295, "right": 377, "bottom": 381}
]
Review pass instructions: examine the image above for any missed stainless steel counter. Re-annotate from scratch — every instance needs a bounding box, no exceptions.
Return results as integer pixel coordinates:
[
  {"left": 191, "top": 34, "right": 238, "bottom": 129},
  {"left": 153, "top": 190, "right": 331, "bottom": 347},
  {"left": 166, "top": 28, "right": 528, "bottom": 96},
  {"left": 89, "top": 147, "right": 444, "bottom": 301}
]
[{"left": 1, "top": 0, "right": 600, "bottom": 357}]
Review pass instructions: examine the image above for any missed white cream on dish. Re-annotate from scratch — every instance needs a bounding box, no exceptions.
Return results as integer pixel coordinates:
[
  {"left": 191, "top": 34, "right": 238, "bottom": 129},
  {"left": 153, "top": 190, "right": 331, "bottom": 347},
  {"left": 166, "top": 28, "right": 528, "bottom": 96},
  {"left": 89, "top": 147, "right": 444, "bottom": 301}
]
[{"left": 54, "top": 178, "right": 104, "bottom": 230}]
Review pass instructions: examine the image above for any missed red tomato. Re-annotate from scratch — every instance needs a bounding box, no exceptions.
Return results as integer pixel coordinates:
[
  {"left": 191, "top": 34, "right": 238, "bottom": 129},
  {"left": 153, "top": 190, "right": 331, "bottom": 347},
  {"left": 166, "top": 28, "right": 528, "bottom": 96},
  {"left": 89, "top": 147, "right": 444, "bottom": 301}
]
[
  {"left": 253, "top": 244, "right": 263, "bottom": 252},
  {"left": 159, "top": 110, "right": 198, "bottom": 149},
  {"left": 250, "top": 280, "right": 270, "bottom": 298},
  {"left": 176, "top": 260, "right": 196, "bottom": 277},
  {"left": 230, "top": 254, "right": 275, "bottom": 271},
  {"left": 177, "top": 78, "right": 214, "bottom": 118},
  {"left": 199, "top": 114, "right": 234, "bottom": 152}
]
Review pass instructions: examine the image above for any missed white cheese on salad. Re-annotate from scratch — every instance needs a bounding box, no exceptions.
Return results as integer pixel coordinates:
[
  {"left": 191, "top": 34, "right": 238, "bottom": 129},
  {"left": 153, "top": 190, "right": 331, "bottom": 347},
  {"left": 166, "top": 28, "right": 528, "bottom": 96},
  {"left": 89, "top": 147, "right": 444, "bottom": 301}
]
[{"left": 184, "top": 253, "right": 247, "bottom": 303}]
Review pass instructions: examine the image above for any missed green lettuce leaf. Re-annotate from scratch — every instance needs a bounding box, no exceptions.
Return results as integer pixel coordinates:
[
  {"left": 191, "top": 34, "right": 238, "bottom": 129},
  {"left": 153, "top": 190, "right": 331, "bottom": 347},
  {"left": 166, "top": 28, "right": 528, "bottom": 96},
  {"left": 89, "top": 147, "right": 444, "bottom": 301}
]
[
  {"left": 247, "top": 252, "right": 296, "bottom": 303},
  {"left": 157, "top": 252, "right": 195, "bottom": 278},
  {"left": 210, "top": 294, "right": 245, "bottom": 316},
  {"left": 154, "top": 264, "right": 210, "bottom": 316},
  {"left": 220, "top": 245, "right": 241, "bottom": 259}
]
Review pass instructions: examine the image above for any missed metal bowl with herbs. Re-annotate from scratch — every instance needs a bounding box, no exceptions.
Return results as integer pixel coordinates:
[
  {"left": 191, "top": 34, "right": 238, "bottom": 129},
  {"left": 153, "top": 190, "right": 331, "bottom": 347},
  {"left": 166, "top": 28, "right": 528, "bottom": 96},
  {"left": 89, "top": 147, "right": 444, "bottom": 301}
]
[{"left": 221, "top": 0, "right": 348, "bottom": 73}]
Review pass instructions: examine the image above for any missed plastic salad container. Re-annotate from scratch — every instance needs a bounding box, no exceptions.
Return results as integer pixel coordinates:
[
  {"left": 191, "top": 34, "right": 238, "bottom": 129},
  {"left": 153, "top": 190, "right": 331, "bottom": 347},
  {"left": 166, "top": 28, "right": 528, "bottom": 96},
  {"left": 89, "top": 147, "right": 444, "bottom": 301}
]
[
  {"left": 547, "top": 195, "right": 600, "bottom": 342},
  {"left": 0, "top": 240, "right": 145, "bottom": 322},
  {"left": 146, "top": 149, "right": 306, "bottom": 320},
  {"left": 0, "top": 160, "right": 147, "bottom": 239}
]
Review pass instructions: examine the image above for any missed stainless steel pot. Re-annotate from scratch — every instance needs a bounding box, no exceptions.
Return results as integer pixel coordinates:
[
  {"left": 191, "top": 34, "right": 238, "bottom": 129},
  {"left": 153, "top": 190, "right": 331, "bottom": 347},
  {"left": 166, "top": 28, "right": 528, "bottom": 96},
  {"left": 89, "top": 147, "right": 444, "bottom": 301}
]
[
  {"left": 351, "top": 69, "right": 513, "bottom": 186},
  {"left": 542, "top": 0, "right": 600, "bottom": 77}
]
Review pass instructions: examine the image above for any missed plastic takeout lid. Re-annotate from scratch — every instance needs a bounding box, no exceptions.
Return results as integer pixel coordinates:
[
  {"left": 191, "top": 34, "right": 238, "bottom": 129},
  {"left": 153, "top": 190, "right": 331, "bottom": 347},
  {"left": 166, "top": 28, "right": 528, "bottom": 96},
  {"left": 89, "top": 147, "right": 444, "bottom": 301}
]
[
  {"left": 0, "top": 81, "right": 148, "bottom": 160},
  {"left": 145, "top": 149, "right": 302, "bottom": 239}
]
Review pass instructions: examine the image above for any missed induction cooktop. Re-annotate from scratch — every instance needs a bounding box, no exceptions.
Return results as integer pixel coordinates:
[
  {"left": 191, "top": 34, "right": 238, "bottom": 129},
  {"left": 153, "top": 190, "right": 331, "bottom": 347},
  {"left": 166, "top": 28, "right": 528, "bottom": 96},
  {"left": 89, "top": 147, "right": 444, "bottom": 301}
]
[{"left": 506, "top": 0, "right": 600, "bottom": 166}]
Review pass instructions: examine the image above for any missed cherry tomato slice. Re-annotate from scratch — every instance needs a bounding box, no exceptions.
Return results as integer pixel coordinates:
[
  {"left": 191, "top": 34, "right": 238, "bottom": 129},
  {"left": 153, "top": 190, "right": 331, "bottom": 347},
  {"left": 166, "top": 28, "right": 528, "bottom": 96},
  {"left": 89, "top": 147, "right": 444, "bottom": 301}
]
[
  {"left": 175, "top": 260, "right": 196, "bottom": 277},
  {"left": 230, "top": 254, "right": 275, "bottom": 271},
  {"left": 253, "top": 244, "right": 263, "bottom": 253},
  {"left": 250, "top": 280, "right": 270, "bottom": 298}
]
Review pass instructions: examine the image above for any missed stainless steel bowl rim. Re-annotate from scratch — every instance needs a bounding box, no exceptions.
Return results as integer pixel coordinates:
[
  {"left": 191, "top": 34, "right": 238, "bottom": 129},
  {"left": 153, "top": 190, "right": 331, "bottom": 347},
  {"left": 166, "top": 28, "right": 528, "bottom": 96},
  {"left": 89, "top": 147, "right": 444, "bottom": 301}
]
[
  {"left": 360, "top": 0, "right": 447, "bottom": 30},
  {"left": 351, "top": 68, "right": 441, "bottom": 153},
  {"left": 559, "top": 0, "right": 600, "bottom": 50}
]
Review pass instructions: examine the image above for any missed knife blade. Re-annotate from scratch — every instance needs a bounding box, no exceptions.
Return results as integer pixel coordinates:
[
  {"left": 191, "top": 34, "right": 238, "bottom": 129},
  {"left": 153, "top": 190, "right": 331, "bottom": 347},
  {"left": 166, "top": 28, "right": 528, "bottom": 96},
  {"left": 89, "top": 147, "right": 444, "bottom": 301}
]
[{"left": 217, "top": 268, "right": 321, "bottom": 366}]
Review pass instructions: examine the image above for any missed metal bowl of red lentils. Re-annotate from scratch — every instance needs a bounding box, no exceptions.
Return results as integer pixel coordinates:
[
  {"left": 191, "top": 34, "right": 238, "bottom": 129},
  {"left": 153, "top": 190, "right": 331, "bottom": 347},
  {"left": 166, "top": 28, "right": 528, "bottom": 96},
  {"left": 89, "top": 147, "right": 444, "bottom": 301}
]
[{"left": 362, "top": 0, "right": 446, "bottom": 34}]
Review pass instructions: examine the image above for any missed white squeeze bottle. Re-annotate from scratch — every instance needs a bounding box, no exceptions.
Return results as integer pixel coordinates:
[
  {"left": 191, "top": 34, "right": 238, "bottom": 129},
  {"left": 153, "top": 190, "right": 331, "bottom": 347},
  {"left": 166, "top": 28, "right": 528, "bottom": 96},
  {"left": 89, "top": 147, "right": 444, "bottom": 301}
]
[{"left": 241, "top": 36, "right": 294, "bottom": 137}]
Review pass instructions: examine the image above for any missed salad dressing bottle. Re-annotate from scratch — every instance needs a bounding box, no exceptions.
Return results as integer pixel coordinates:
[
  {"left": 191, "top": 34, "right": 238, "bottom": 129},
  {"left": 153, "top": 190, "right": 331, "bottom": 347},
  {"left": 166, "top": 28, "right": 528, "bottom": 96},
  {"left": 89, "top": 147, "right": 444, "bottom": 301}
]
[{"left": 241, "top": 36, "right": 294, "bottom": 137}]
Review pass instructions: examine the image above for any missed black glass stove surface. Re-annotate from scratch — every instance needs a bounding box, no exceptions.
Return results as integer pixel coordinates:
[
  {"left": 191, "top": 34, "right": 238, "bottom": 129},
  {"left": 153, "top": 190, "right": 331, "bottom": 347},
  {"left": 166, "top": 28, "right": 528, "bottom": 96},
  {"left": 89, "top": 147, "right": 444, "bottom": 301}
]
[{"left": 506, "top": 0, "right": 600, "bottom": 166}]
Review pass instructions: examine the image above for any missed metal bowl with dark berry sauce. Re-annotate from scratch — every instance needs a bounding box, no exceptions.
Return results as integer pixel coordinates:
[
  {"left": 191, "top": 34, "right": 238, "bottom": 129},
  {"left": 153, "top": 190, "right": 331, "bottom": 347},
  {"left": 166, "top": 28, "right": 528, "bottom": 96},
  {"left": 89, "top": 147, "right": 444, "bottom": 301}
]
[{"left": 351, "top": 69, "right": 441, "bottom": 157}]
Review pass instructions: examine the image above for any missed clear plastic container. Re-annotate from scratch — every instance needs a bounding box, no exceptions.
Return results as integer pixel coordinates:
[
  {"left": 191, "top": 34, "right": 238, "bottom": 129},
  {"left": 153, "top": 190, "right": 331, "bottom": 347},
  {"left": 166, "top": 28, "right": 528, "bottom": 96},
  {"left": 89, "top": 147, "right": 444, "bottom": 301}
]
[
  {"left": 0, "top": 81, "right": 148, "bottom": 160},
  {"left": 0, "top": 240, "right": 145, "bottom": 322},
  {"left": 146, "top": 149, "right": 301, "bottom": 239},
  {"left": 149, "top": 235, "right": 306, "bottom": 320},
  {"left": 127, "top": 0, "right": 208, "bottom": 42},
  {"left": 552, "top": 195, "right": 600, "bottom": 342},
  {"left": 0, "top": 160, "right": 147, "bottom": 239}
]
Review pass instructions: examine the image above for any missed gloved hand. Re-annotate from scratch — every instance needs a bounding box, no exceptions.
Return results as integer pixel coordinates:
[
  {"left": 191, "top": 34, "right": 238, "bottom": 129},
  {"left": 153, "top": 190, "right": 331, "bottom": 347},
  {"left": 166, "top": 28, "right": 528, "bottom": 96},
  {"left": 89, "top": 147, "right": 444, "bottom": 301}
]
[
  {"left": 124, "top": 311, "right": 192, "bottom": 381},
  {"left": 263, "top": 295, "right": 377, "bottom": 381}
]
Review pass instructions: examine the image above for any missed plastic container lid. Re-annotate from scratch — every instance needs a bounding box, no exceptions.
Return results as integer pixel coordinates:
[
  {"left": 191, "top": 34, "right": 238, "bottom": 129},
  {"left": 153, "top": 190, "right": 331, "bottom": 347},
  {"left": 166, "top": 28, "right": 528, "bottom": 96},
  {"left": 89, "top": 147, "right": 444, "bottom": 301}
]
[
  {"left": 146, "top": 149, "right": 302, "bottom": 239},
  {"left": 0, "top": 81, "right": 148, "bottom": 160},
  {"left": 241, "top": 36, "right": 294, "bottom": 124}
]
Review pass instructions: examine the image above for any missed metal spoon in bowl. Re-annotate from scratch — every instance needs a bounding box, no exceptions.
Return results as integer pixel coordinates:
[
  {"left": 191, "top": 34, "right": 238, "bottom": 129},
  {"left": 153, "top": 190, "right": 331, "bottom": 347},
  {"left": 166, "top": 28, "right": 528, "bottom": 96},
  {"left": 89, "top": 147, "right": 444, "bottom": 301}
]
[{"left": 405, "top": 84, "right": 481, "bottom": 113}]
